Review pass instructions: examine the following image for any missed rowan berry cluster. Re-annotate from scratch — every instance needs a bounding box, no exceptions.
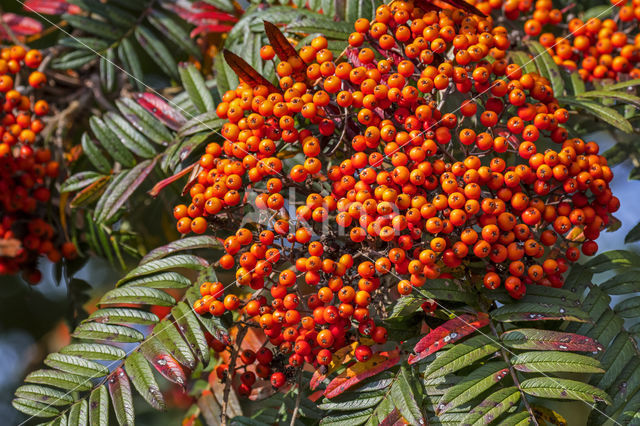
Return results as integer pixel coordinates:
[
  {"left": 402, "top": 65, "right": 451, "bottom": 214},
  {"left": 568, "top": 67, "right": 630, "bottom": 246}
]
[
  {"left": 517, "top": 0, "right": 640, "bottom": 81},
  {"left": 183, "top": 0, "right": 617, "bottom": 394},
  {"left": 0, "top": 45, "right": 76, "bottom": 283}
]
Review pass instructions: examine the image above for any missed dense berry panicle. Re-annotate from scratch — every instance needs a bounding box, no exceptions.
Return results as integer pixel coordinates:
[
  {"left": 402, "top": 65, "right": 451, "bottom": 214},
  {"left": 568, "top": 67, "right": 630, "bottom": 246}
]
[
  {"left": 181, "top": 0, "right": 618, "bottom": 396},
  {"left": 0, "top": 45, "right": 75, "bottom": 283}
]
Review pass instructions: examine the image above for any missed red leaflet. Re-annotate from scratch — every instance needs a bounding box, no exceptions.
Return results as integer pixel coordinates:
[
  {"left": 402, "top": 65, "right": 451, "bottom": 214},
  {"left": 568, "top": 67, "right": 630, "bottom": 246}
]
[
  {"left": 146, "top": 351, "right": 187, "bottom": 389},
  {"left": 23, "top": 0, "right": 80, "bottom": 15},
  {"left": 0, "top": 14, "right": 42, "bottom": 40},
  {"left": 413, "top": 0, "right": 443, "bottom": 12},
  {"left": 324, "top": 355, "right": 400, "bottom": 398},
  {"left": 136, "top": 93, "right": 187, "bottom": 131},
  {"left": 223, "top": 50, "right": 280, "bottom": 94},
  {"left": 190, "top": 24, "right": 235, "bottom": 38},
  {"left": 310, "top": 343, "right": 357, "bottom": 390},
  {"left": 148, "top": 163, "right": 195, "bottom": 197},
  {"left": 263, "top": 21, "right": 298, "bottom": 61},
  {"left": 380, "top": 408, "right": 403, "bottom": 426},
  {"left": 181, "top": 163, "right": 204, "bottom": 196},
  {"left": 263, "top": 21, "right": 307, "bottom": 83},
  {"left": 415, "top": 0, "right": 486, "bottom": 17},
  {"left": 107, "top": 368, "right": 133, "bottom": 409},
  {"left": 408, "top": 313, "right": 489, "bottom": 365},
  {"left": 501, "top": 329, "right": 605, "bottom": 352}
]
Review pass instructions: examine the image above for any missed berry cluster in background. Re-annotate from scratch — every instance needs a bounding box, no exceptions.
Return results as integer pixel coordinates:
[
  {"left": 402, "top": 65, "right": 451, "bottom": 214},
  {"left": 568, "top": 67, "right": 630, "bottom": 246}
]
[{"left": 0, "top": 45, "right": 76, "bottom": 284}]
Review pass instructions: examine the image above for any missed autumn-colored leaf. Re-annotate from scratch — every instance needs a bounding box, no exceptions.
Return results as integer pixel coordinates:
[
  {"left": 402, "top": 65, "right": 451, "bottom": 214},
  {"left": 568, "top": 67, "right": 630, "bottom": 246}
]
[
  {"left": 0, "top": 13, "right": 43, "bottom": 39},
  {"left": 501, "top": 329, "right": 604, "bottom": 352},
  {"left": 181, "top": 163, "right": 204, "bottom": 196},
  {"left": 136, "top": 93, "right": 186, "bottom": 131},
  {"left": 148, "top": 163, "right": 195, "bottom": 197},
  {"left": 223, "top": 50, "right": 280, "bottom": 93},
  {"left": 413, "top": 0, "right": 443, "bottom": 12},
  {"left": 191, "top": 25, "right": 235, "bottom": 38},
  {"left": 141, "top": 342, "right": 187, "bottom": 389},
  {"left": 263, "top": 21, "right": 307, "bottom": 82},
  {"left": 310, "top": 342, "right": 358, "bottom": 390},
  {"left": 324, "top": 355, "right": 400, "bottom": 399},
  {"left": 264, "top": 21, "right": 298, "bottom": 61},
  {"left": 23, "top": 0, "right": 80, "bottom": 15},
  {"left": 408, "top": 313, "right": 489, "bottom": 365},
  {"left": 419, "top": 0, "right": 486, "bottom": 17}
]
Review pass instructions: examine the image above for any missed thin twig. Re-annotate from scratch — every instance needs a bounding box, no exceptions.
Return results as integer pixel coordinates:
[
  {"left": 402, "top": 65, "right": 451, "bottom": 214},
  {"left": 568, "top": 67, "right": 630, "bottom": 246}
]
[
  {"left": 221, "top": 325, "right": 249, "bottom": 426},
  {"left": 289, "top": 369, "right": 303, "bottom": 426}
]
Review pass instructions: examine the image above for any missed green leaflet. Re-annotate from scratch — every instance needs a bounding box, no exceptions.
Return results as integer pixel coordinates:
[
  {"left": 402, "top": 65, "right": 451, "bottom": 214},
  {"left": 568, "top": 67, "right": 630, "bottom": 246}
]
[
  {"left": 89, "top": 116, "right": 136, "bottom": 168},
  {"left": 423, "top": 336, "right": 500, "bottom": 379},
  {"left": 72, "top": 323, "right": 144, "bottom": 343},
  {"left": 60, "top": 343, "right": 126, "bottom": 361},
  {"left": 118, "top": 254, "right": 208, "bottom": 285},
  {"left": 25, "top": 369, "right": 92, "bottom": 392},
  {"left": 625, "top": 222, "right": 640, "bottom": 244},
  {"left": 140, "top": 235, "right": 221, "bottom": 264},
  {"left": 118, "top": 272, "right": 191, "bottom": 289},
  {"left": 461, "top": 387, "right": 521, "bottom": 426},
  {"left": 151, "top": 320, "right": 197, "bottom": 369},
  {"left": 388, "top": 295, "right": 424, "bottom": 318},
  {"left": 389, "top": 364, "right": 425, "bottom": 425},
  {"left": 14, "top": 385, "right": 75, "bottom": 407},
  {"left": 58, "top": 36, "right": 109, "bottom": 51},
  {"left": 99, "top": 286, "right": 175, "bottom": 307},
  {"left": 61, "top": 172, "right": 104, "bottom": 193},
  {"left": 88, "top": 308, "right": 160, "bottom": 325},
  {"left": 81, "top": 133, "right": 111, "bottom": 174},
  {"left": 116, "top": 98, "right": 173, "bottom": 145},
  {"left": 177, "top": 111, "right": 226, "bottom": 137},
  {"left": 495, "top": 411, "right": 532, "bottom": 426},
  {"left": 103, "top": 112, "right": 157, "bottom": 158},
  {"left": 124, "top": 351, "right": 165, "bottom": 410},
  {"left": 44, "top": 353, "right": 109, "bottom": 378},
  {"left": 437, "top": 362, "right": 509, "bottom": 414},
  {"left": 520, "top": 377, "right": 611, "bottom": 404},
  {"left": 93, "top": 158, "right": 156, "bottom": 223},
  {"left": 100, "top": 49, "right": 116, "bottom": 92},
  {"left": 600, "top": 270, "right": 640, "bottom": 294},
  {"left": 135, "top": 26, "right": 179, "bottom": 79},
  {"left": 118, "top": 38, "right": 144, "bottom": 91},
  {"left": 148, "top": 10, "right": 201, "bottom": 58},
  {"left": 525, "top": 41, "right": 564, "bottom": 96},
  {"left": 63, "top": 14, "right": 120, "bottom": 40},
  {"left": 511, "top": 351, "right": 604, "bottom": 373},
  {"left": 107, "top": 368, "right": 135, "bottom": 426},
  {"left": 578, "top": 90, "right": 640, "bottom": 108},
  {"left": 605, "top": 78, "right": 640, "bottom": 91},
  {"left": 318, "top": 391, "right": 385, "bottom": 411},
  {"left": 558, "top": 97, "right": 633, "bottom": 133},
  {"left": 68, "top": 400, "right": 89, "bottom": 426},
  {"left": 89, "top": 386, "right": 109, "bottom": 426},
  {"left": 171, "top": 302, "right": 210, "bottom": 364},
  {"left": 178, "top": 63, "right": 215, "bottom": 114},
  {"left": 614, "top": 296, "right": 640, "bottom": 318},
  {"left": 51, "top": 50, "right": 96, "bottom": 69},
  {"left": 12, "top": 398, "right": 60, "bottom": 418}
]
